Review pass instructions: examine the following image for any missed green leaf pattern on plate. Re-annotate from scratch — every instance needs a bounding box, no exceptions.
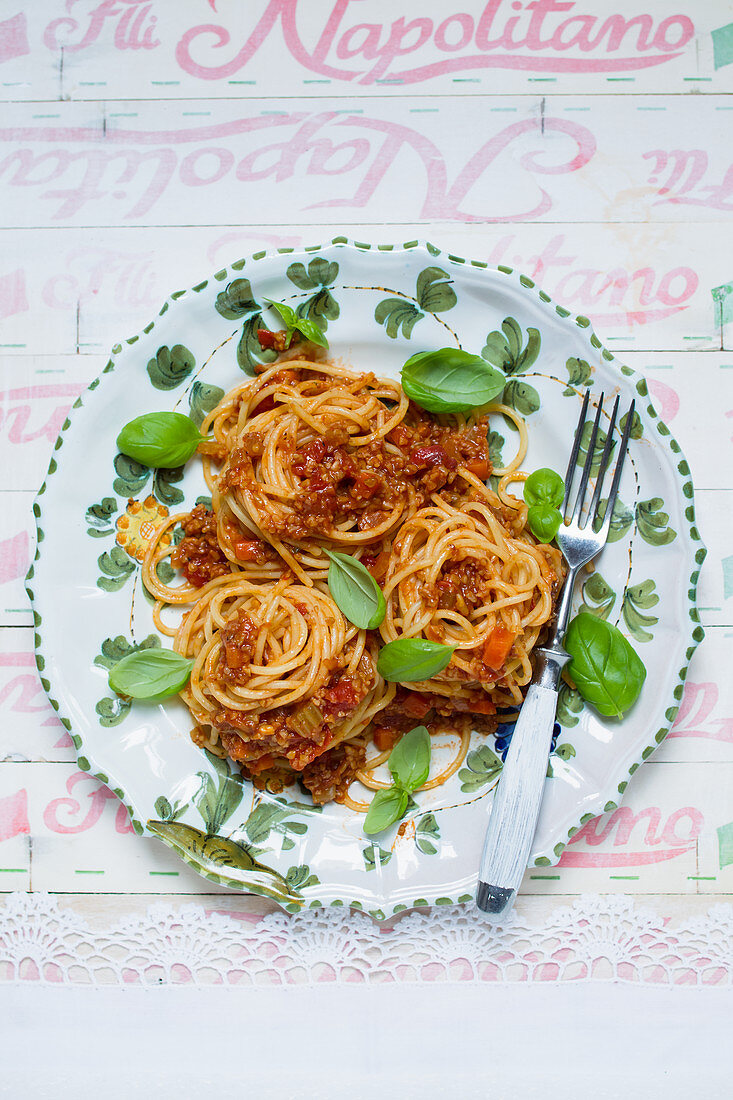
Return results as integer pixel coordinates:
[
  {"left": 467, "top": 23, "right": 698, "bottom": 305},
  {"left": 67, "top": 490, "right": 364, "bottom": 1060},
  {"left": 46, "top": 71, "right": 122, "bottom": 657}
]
[
  {"left": 240, "top": 795, "right": 323, "bottom": 855},
  {"left": 557, "top": 682, "right": 584, "bottom": 727},
  {"left": 96, "top": 545, "right": 136, "bottom": 593},
  {"left": 113, "top": 453, "right": 149, "bottom": 496},
  {"left": 482, "top": 317, "right": 540, "bottom": 376},
  {"left": 415, "top": 812, "right": 441, "bottom": 856},
  {"left": 502, "top": 378, "right": 540, "bottom": 416},
  {"left": 237, "top": 314, "right": 278, "bottom": 374},
  {"left": 578, "top": 421, "right": 615, "bottom": 476},
  {"left": 621, "top": 580, "right": 660, "bottom": 643},
  {"left": 194, "top": 749, "right": 246, "bottom": 835},
  {"left": 482, "top": 316, "right": 541, "bottom": 415},
  {"left": 111, "top": 453, "right": 185, "bottom": 507},
  {"left": 579, "top": 572, "right": 616, "bottom": 620},
  {"left": 362, "top": 843, "right": 393, "bottom": 871},
  {"left": 146, "top": 344, "right": 196, "bottom": 390},
  {"left": 374, "top": 265, "right": 455, "bottom": 339},
  {"left": 86, "top": 497, "right": 118, "bottom": 538},
  {"left": 564, "top": 356, "right": 593, "bottom": 395},
  {"left": 189, "top": 381, "right": 225, "bottom": 428},
  {"left": 285, "top": 864, "right": 320, "bottom": 891},
  {"left": 287, "top": 257, "right": 340, "bottom": 336},
  {"left": 214, "top": 278, "right": 260, "bottom": 319},
  {"left": 596, "top": 497, "right": 635, "bottom": 543},
  {"left": 637, "top": 498, "right": 677, "bottom": 546},
  {"left": 458, "top": 744, "right": 503, "bottom": 793}
]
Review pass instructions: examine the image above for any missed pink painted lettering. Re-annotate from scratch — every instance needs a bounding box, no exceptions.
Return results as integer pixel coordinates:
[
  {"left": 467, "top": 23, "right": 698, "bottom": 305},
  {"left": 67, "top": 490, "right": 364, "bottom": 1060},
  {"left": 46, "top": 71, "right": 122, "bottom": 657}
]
[
  {"left": 644, "top": 149, "right": 733, "bottom": 212},
  {"left": 559, "top": 804, "right": 703, "bottom": 867},
  {"left": 42, "top": 248, "right": 159, "bottom": 311},
  {"left": 44, "top": 0, "right": 159, "bottom": 54},
  {"left": 0, "top": 267, "right": 28, "bottom": 320},
  {"left": 669, "top": 681, "right": 733, "bottom": 744},
  {"left": 43, "top": 770, "right": 119, "bottom": 834},
  {"left": 0, "top": 531, "right": 28, "bottom": 585},
  {"left": 0, "top": 383, "right": 83, "bottom": 446},
  {"left": 647, "top": 379, "right": 680, "bottom": 423},
  {"left": 0, "top": 653, "right": 61, "bottom": 730},
  {"left": 174, "top": 1, "right": 695, "bottom": 84},
  {"left": 0, "top": 13, "right": 30, "bottom": 64},
  {"left": 0, "top": 113, "right": 594, "bottom": 224},
  {"left": 0, "top": 789, "right": 29, "bottom": 842},
  {"left": 497, "top": 233, "right": 698, "bottom": 326}
]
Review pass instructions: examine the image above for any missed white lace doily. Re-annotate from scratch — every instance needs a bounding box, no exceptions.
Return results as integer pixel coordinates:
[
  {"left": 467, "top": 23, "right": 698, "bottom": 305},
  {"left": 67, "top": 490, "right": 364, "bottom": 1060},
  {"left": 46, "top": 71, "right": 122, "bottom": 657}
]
[{"left": 0, "top": 893, "right": 730, "bottom": 986}]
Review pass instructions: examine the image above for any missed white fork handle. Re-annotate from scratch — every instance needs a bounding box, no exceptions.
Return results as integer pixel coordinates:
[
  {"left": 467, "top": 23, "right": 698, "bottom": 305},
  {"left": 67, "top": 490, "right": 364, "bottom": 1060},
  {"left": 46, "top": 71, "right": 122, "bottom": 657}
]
[{"left": 476, "top": 683, "right": 558, "bottom": 921}]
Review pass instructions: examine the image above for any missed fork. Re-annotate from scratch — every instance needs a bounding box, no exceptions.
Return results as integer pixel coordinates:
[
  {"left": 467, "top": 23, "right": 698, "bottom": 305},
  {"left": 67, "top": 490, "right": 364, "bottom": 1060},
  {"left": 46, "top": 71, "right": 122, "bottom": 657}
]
[{"left": 476, "top": 390, "right": 635, "bottom": 921}]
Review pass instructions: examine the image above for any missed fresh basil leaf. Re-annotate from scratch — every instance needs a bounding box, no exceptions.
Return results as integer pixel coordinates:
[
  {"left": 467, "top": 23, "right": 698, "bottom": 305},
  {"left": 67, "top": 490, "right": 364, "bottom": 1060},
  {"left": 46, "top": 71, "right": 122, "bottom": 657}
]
[
  {"left": 377, "top": 639, "right": 456, "bottom": 683},
  {"left": 117, "top": 412, "right": 200, "bottom": 469},
  {"left": 564, "top": 612, "right": 646, "bottom": 718},
  {"left": 527, "top": 503, "right": 562, "bottom": 543},
  {"left": 326, "top": 551, "right": 386, "bottom": 630},
  {"left": 108, "top": 649, "right": 194, "bottom": 702},
  {"left": 265, "top": 299, "right": 329, "bottom": 349},
  {"left": 388, "top": 725, "right": 431, "bottom": 792},
  {"left": 401, "top": 349, "right": 506, "bottom": 413},
  {"left": 524, "top": 468, "right": 564, "bottom": 508},
  {"left": 363, "top": 786, "right": 409, "bottom": 835}
]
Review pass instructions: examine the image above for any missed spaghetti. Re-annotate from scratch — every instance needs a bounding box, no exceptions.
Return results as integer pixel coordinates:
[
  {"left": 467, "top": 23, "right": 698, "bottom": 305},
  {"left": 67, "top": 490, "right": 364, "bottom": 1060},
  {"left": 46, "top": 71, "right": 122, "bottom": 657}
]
[{"left": 141, "top": 351, "right": 562, "bottom": 807}]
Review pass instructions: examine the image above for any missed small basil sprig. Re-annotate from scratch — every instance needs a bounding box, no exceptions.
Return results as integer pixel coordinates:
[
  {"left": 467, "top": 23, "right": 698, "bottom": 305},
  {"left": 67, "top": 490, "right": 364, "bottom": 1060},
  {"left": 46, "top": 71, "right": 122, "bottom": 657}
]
[
  {"left": 564, "top": 612, "right": 646, "bottom": 718},
  {"left": 377, "top": 638, "right": 456, "bottom": 683},
  {"left": 524, "top": 467, "right": 564, "bottom": 543},
  {"left": 401, "top": 348, "right": 506, "bottom": 414},
  {"left": 325, "top": 551, "right": 386, "bottom": 630},
  {"left": 265, "top": 299, "right": 328, "bottom": 348},
  {"left": 364, "top": 725, "right": 431, "bottom": 835},
  {"left": 117, "top": 412, "right": 200, "bottom": 469},
  {"left": 108, "top": 649, "right": 194, "bottom": 702}
]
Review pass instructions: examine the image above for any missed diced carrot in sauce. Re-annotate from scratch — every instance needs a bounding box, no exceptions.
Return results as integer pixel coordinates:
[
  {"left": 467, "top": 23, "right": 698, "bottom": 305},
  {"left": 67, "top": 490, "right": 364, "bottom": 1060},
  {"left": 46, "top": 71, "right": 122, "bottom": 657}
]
[
  {"left": 401, "top": 692, "right": 431, "bottom": 719},
  {"left": 482, "top": 624, "right": 515, "bottom": 671},
  {"left": 245, "top": 754, "right": 275, "bottom": 773},
  {"left": 373, "top": 728, "right": 400, "bottom": 752},
  {"left": 463, "top": 458, "right": 489, "bottom": 480},
  {"left": 387, "top": 425, "right": 411, "bottom": 448},
  {"left": 234, "top": 540, "right": 265, "bottom": 562},
  {"left": 471, "top": 696, "right": 497, "bottom": 714}
]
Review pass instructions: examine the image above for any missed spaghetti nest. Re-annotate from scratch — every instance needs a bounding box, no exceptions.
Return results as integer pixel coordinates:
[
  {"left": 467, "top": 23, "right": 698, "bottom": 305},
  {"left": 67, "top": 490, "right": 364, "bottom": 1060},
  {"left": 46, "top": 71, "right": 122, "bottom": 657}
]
[
  {"left": 141, "top": 352, "right": 563, "bottom": 806},
  {"left": 380, "top": 494, "right": 564, "bottom": 710},
  {"left": 172, "top": 572, "right": 394, "bottom": 802},
  {"left": 199, "top": 357, "right": 495, "bottom": 585}
]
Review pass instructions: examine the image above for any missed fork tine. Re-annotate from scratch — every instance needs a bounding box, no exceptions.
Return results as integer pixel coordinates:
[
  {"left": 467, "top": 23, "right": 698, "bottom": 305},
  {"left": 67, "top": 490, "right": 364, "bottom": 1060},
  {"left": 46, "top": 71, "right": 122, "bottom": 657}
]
[
  {"left": 570, "top": 392, "right": 604, "bottom": 526},
  {"left": 562, "top": 389, "right": 590, "bottom": 514},
  {"left": 588, "top": 394, "right": 620, "bottom": 526},
  {"left": 596, "top": 400, "right": 635, "bottom": 542}
]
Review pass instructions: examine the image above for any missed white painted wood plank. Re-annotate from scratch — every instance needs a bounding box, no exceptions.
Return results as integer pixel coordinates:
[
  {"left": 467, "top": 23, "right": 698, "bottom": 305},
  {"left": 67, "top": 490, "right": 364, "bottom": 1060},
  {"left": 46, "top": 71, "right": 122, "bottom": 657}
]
[
  {"left": 0, "top": 223, "right": 724, "bottom": 357},
  {"left": 0, "top": 2, "right": 729, "bottom": 101},
  {"left": 1, "top": 96, "right": 732, "bottom": 228}
]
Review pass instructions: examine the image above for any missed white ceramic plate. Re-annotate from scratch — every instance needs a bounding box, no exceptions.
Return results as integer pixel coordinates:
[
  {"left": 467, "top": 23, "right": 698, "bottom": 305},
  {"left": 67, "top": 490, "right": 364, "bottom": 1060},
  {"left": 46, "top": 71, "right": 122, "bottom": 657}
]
[{"left": 28, "top": 239, "right": 705, "bottom": 918}]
